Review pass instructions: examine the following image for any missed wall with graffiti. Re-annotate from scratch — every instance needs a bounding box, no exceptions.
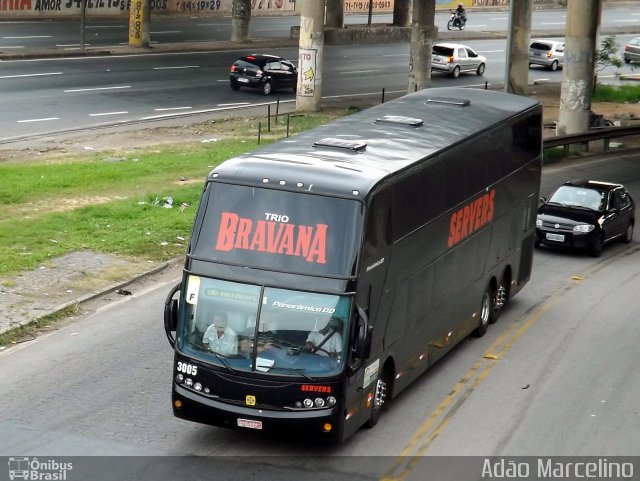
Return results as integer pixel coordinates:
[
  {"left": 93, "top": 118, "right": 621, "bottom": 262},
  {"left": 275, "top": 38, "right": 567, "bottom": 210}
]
[{"left": 0, "top": 0, "right": 296, "bottom": 17}]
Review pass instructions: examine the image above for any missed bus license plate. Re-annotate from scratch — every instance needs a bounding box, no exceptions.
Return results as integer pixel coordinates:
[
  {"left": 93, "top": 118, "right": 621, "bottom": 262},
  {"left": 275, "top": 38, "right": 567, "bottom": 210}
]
[
  {"left": 546, "top": 233, "right": 565, "bottom": 242},
  {"left": 237, "top": 418, "right": 262, "bottom": 430}
]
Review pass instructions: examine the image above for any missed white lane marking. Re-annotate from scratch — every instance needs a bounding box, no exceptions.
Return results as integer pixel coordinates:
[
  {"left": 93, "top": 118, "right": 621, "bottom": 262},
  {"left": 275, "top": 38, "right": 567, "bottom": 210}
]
[
  {"left": 541, "top": 22, "right": 565, "bottom": 25},
  {"left": 18, "top": 117, "right": 59, "bottom": 123},
  {"left": 3, "top": 35, "right": 52, "bottom": 39},
  {"left": 56, "top": 43, "right": 92, "bottom": 47},
  {"left": 0, "top": 72, "right": 62, "bottom": 79},
  {"left": 154, "top": 106, "right": 192, "bottom": 111},
  {"left": 0, "top": 45, "right": 25, "bottom": 49},
  {"left": 217, "top": 102, "right": 250, "bottom": 107},
  {"left": 340, "top": 69, "right": 382, "bottom": 74},
  {"left": 89, "top": 111, "right": 129, "bottom": 117},
  {"left": 613, "top": 19, "right": 638, "bottom": 23},
  {"left": 64, "top": 85, "right": 131, "bottom": 93},
  {"left": 150, "top": 30, "right": 181, "bottom": 34},
  {"left": 86, "top": 25, "right": 126, "bottom": 28},
  {"left": 465, "top": 24, "right": 487, "bottom": 28},
  {"left": 153, "top": 65, "right": 200, "bottom": 70}
]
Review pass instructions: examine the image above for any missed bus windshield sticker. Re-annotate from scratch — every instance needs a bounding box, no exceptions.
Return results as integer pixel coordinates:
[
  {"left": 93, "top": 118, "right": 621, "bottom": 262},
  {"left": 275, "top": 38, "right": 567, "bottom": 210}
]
[
  {"left": 215, "top": 212, "right": 328, "bottom": 264},
  {"left": 186, "top": 275, "right": 201, "bottom": 304},
  {"left": 256, "top": 357, "right": 275, "bottom": 372},
  {"left": 447, "top": 189, "right": 496, "bottom": 248},
  {"left": 363, "top": 358, "right": 380, "bottom": 389}
]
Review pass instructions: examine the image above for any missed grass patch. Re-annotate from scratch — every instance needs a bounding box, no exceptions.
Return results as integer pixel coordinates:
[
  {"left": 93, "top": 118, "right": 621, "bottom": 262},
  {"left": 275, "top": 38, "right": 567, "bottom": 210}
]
[
  {"left": 543, "top": 147, "right": 569, "bottom": 165},
  {"left": 0, "top": 110, "right": 354, "bottom": 278},
  {"left": 593, "top": 84, "right": 640, "bottom": 103}
]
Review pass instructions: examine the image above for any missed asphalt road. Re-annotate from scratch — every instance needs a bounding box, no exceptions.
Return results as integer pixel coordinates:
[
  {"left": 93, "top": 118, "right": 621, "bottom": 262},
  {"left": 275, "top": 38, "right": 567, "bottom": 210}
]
[
  {"left": 1, "top": 150, "right": 639, "bottom": 478},
  {"left": 2, "top": 33, "right": 639, "bottom": 143}
]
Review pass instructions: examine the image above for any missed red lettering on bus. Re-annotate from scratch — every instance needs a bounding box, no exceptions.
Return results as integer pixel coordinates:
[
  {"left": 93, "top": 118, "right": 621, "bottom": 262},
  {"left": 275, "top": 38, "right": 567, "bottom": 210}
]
[
  {"left": 447, "top": 189, "right": 496, "bottom": 248},
  {"left": 215, "top": 212, "right": 328, "bottom": 264}
]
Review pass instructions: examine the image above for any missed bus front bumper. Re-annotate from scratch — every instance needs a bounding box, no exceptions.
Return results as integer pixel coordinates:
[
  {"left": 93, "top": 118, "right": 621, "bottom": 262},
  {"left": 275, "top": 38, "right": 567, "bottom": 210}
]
[{"left": 173, "top": 384, "right": 343, "bottom": 438}]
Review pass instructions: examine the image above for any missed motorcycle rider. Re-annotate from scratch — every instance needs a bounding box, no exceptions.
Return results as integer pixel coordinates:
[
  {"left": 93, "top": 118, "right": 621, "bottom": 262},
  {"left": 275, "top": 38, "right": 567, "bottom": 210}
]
[{"left": 455, "top": 2, "right": 467, "bottom": 25}]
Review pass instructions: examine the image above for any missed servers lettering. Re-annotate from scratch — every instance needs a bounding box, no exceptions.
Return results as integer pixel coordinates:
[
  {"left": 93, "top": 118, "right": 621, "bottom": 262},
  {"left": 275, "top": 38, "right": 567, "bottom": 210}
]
[
  {"left": 447, "top": 189, "right": 495, "bottom": 248},
  {"left": 215, "top": 212, "right": 328, "bottom": 264}
]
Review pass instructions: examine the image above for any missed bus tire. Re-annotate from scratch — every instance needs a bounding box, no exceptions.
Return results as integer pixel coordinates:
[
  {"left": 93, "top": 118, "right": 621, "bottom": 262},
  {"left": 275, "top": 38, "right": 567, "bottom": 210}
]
[
  {"left": 473, "top": 286, "right": 492, "bottom": 337},
  {"left": 364, "top": 368, "right": 390, "bottom": 428},
  {"left": 490, "top": 274, "right": 509, "bottom": 324}
]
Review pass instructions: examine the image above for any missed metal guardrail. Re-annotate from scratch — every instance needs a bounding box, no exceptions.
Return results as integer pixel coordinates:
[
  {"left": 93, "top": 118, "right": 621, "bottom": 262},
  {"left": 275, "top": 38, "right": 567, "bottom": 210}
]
[{"left": 543, "top": 125, "right": 640, "bottom": 152}]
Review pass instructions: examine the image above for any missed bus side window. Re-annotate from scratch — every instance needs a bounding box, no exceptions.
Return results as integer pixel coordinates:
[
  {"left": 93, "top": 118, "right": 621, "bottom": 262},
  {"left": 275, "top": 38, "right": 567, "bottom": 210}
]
[{"left": 364, "top": 188, "right": 392, "bottom": 259}]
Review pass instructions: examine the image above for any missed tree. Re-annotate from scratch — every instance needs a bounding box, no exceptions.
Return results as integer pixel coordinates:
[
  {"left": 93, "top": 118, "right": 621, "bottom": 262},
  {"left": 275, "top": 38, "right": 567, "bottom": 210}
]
[{"left": 595, "top": 34, "right": 623, "bottom": 72}]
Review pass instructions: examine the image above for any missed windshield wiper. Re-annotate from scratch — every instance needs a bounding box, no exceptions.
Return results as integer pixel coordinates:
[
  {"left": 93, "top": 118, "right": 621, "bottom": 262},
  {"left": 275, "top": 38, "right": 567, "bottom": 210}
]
[
  {"left": 267, "top": 365, "right": 316, "bottom": 381},
  {"left": 212, "top": 352, "right": 237, "bottom": 374}
]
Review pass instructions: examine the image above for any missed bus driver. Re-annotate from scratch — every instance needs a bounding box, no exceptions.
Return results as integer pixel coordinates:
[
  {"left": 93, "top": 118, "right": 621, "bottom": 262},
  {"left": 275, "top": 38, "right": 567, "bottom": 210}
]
[
  {"left": 203, "top": 312, "right": 238, "bottom": 356},
  {"left": 305, "top": 317, "right": 343, "bottom": 358}
]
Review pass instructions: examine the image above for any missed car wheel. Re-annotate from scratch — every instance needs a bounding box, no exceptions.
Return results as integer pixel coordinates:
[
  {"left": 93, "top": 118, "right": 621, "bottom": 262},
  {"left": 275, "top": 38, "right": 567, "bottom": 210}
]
[
  {"left": 230, "top": 79, "right": 240, "bottom": 91},
  {"left": 550, "top": 60, "right": 559, "bottom": 71},
  {"left": 451, "top": 66, "right": 461, "bottom": 78},
  {"left": 364, "top": 367, "right": 390, "bottom": 428},
  {"left": 623, "top": 221, "right": 634, "bottom": 243},
  {"left": 261, "top": 81, "right": 272, "bottom": 95},
  {"left": 624, "top": 57, "right": 631, "bottom": 64},
  {"left": 534, "top": 233, "right": 542, "bottom": 248},
  {"left": 476, "top": 63, "right": 485, "bottom": 76},
  {"left": 473, "top": 286, "right": 492, "bottom": 337},
  {"left": 447, "top": 20, "right": 453, "bottom": 30},
  {"left": 589, "top": 233, "right": 604, "bottom": 257}
]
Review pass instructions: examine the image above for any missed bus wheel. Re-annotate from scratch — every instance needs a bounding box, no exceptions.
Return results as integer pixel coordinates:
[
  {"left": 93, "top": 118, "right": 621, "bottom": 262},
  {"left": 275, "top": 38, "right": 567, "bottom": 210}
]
[
  {"left": 365, "top": 369, "right": 390, "bottom": 428},
  {"left": 473, "top": 286, "right": 492, "bottom": 337},
  {"left": 490, "top": 276, "right": 509, "bottom": 324}
]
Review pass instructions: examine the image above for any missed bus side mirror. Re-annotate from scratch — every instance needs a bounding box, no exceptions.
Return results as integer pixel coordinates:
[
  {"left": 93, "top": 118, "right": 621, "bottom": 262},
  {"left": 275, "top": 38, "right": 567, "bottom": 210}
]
[
  {"left": 164, "top": 283, "right": 181, "bottom": 348},
  {"left": 355, "top": 306, "right": 372, "bottom": 360}
]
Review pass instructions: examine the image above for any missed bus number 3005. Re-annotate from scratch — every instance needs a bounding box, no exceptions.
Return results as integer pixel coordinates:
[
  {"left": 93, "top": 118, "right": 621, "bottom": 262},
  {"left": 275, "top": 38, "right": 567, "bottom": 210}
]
[{"left": 177, "top": 362, "right": 198, "bottom": 376}]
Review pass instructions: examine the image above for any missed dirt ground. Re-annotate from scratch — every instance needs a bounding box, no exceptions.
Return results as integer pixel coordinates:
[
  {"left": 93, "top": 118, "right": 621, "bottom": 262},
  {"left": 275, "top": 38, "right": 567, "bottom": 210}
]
[{"left": 1, "top": 83, "right": 638, "bottom": 163}]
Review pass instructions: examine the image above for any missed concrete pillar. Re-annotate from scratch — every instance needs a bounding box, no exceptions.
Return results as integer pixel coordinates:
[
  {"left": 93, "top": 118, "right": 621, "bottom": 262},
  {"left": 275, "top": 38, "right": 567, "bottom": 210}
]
[
  {"left": 557, "top": 0, "right": 600, "bottom": 137},
  {"left": 393, "top": 0, "right": 411, "bottom": 27},
  {"left": 297, "top": 0, "right": 325, "bottom": 112},
  {"left": 326, "top": 0, "right": 344, "bottom": 29},
  {"left": 504, "top": 0, "right": 532, "bottom": 95},
  {"left": 231, "top": 0, "right": 251, "bottom": 43},
  {"left": 128, "top": 0, "right": 150, "bottom": 48},
  {"left": 407, "top": 0, "right": 436, "bottom": 93}
]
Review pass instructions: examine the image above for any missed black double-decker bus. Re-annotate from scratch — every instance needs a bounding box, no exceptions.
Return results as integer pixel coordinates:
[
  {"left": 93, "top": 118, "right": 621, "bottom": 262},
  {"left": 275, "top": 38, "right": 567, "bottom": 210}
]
[{"left": 164, "top": 87, "right": 543, "bottom": 441}]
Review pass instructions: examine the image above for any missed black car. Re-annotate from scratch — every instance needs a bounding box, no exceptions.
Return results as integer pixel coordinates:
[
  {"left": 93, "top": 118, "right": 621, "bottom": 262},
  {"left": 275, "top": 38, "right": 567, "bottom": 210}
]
[
  {"left": 229, "top": 54, "right": 297, "bottom": 95},
  {"left": 536, "top": 180, "right": 635, "bottom": 257}
]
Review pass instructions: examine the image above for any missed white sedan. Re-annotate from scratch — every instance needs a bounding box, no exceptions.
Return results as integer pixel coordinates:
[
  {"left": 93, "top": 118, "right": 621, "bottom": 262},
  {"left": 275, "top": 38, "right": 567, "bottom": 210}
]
[{"left": 431, "top": 42, "right": 486, "bottom": 78}]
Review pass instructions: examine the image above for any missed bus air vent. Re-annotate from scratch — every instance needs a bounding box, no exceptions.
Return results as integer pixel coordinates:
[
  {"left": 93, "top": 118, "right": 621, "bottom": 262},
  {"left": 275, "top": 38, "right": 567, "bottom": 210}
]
[
  {"left": 313, "top": 138, "right": 367, "bottom": 151},
  {"left": 375, "top": 115, "right": 424, "bottom": 126},
  {"left": 426, "top": 97, "right": 471, "bottom": 107}
]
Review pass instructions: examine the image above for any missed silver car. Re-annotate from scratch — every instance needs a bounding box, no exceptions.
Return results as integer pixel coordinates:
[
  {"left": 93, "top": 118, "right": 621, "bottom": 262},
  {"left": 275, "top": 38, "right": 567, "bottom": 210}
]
[
  {"left": 623, "top": 37, "right": 640, "bottom": 64},
  {"left": 431, "top": 43, "right": 486, "bottom": 78},
  {"left": 529, "top": 40, "right": 565, "bottom": 71}
]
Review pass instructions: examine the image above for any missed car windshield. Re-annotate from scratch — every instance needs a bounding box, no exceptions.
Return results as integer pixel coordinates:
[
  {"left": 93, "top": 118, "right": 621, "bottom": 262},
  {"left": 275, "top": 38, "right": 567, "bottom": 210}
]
[
  {"left": 433, "top": 46, "right": 454, "bottom": 56},
  {"left": 548, "top": 185, "right": 605, "bottom": 211},
  {"left": 177, "top": 276, "right": 351, "bottom": 377}
]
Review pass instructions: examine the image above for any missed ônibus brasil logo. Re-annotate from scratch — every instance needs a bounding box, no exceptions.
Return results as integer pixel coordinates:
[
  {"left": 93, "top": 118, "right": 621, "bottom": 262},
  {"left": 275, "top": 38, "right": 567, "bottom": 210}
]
[{"left": 8, "top": 457, "right": 73, "bottom": 480}]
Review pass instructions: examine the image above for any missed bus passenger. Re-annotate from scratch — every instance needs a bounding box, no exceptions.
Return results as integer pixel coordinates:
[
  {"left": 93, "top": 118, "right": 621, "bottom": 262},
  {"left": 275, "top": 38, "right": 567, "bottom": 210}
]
[
  {"left": 203, "top": 312, "right": 238, "bottom": 356},
  {"left": 305, "top": 317, "right": 343, "bottom": 358}
]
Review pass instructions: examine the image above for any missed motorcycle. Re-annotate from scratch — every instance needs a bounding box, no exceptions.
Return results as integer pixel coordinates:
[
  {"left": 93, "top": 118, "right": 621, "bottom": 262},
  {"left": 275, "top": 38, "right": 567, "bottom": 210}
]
[{"left": 447, "top": 10, "right": 466, "bottom": 30}]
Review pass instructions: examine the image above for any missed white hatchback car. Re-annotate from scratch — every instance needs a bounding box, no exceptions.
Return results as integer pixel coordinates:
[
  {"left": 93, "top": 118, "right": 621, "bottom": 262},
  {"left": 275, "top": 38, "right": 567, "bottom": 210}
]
[
  {"left": 431, "top": 43, "right": 486, "bottom": 78},
  {"left": 529, "top": 39, "right": 565, "bottom": 71}
]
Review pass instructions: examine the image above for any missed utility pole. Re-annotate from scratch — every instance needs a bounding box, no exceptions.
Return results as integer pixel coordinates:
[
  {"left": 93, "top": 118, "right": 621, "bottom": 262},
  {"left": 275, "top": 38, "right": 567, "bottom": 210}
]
[
  {"left": 504, "top": 0, "right": 531, "bottom": 95},
  {"left": 296, "top": 0, "right": 325, "bottom": 112},
  {"left": 231, "top": 0, "right": 251, "bottom": 43},
  {"left": 128, "top": 0, "right": 150, "bottom": 48},
  {"left": 557, "top": 0, "right": 600, "bottom": 137},
  {"left": 392, "top": 0, "right": 411, "bottom": 27},
  {"left": 325, "top": 0, "right": 344, "bottom": 29},
  {"left": 407, "top": 0, "right": 436, "bottom": 93}
]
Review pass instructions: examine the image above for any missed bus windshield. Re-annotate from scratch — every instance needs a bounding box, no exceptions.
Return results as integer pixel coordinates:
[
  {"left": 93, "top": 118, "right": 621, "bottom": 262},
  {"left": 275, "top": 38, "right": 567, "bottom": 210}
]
[
  {"left": 178, "top": 276, "right": 351, "bottom": 377},
  {"left": 191, "top": 183, "right": 362, "bottom": 277}
]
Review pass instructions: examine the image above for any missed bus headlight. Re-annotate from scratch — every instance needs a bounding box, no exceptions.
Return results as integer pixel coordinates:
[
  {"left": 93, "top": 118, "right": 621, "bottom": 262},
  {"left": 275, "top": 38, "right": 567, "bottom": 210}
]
[
  {"left": 303, "top": 398, "right": 314, "bottom": 408},
  {"left": 185, "top": 378, "right": 193, "bottom": 387},
  {"left": 314, "top": 398, "right": 325, "bottom": 407},
  {"left": 326, "top": 396, "right": 337, "bottom": 406},
  {"left": 175, "top": 374, "right": 184, "bottom": 383}
]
